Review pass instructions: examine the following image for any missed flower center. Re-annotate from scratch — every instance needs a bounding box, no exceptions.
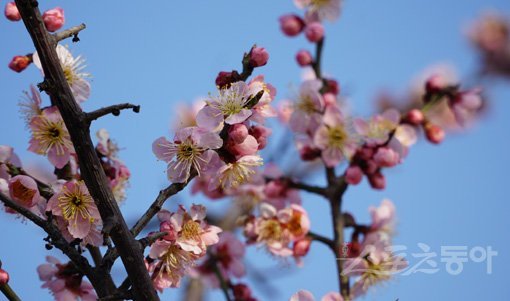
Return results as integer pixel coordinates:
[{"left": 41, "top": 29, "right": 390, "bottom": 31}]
[
  {"left": 220, "top": 95, "right": 244, "bottom": 116},
  {"left": 328, "top": 126, "right": 347, "bottom": 148},
  {"left": 286, "top": 212, "right": 304, "bottom": 236},
  {"left": 296, "top": 95, "right": 318, "bottom": 114},
  {"left": 63, "top": 66, "right": 75, "bottom": 85},
  {"left": 181, "top": 220, "right": 201, "bottom": 241},
  {"left": 58, "top": 184, "right": 95, "bottom": 223},
  {"left": 311, "top": 0, "right": 330, "bottom": 8},
  {"left": 259, "top": 219, "right": 283, "bottom": 243},
  {"left": 218, "top": 159, "right": 262, "bottom": 189},
  {"left": 177, "top": 142, "right": 198, "bottom": 161}
]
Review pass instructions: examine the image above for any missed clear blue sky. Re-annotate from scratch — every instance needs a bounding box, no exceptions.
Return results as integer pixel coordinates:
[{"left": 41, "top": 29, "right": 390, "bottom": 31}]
[{"left": 1, "top": 0, "right": 510, "bottom": 300}]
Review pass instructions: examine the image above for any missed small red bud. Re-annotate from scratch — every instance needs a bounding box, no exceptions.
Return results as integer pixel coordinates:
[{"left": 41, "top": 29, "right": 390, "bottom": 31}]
[
  {"left": 305, "top": 22, "right": 324, "bottom": 43},
  {"left": 4, "top": 2, "right": 20, "bottom": 21},
  {"left": 0, "top": 268, "right": 9, "bottom": 285},
  {"left": 42, "top": 7, "right": 65, "bottom": 32},
  {"left": 279, "top": 14, "right": 305, "bottom": 37},
  {"left": 296, "top": 50, "right": 313, "bottom": 66},
  {"left": 424, "top": 123, "right": 445, "bottom": 144},
  {"left": 8, "top": 55, "right": 31, "bottom": 73},
  {"left": 249, "top": 46, "right": 269, "bottom": 68},
  {"left": 368, "top": 172, "right": 386, "bottom": 190},
  {"left": 405, "top": 109, "right": 424, "bottom": 125}
]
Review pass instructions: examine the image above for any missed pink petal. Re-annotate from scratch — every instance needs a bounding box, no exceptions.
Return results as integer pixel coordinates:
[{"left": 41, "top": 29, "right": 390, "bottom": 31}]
[
  {"left": 290, "top": 290, "right": 315, "bottom": 301},
  {"left": 196, "top": 106, "right": 224, "bottom": 131}
]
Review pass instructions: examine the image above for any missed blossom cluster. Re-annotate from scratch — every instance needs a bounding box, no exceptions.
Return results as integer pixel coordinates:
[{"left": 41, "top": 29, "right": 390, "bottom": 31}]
[{"left": 147, "top": 204, "right": 221, "bottom": 290}]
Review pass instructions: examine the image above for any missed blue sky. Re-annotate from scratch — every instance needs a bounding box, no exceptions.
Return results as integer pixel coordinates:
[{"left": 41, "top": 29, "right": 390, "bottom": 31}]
[{"left": 1, "top": 0, "right": 510, "bottom": 300}]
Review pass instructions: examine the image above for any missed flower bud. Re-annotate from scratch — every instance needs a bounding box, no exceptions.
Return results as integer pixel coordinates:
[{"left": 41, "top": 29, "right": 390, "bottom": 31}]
[
  {"left": 305, "top": 22, "right": 324, "bottom": 43},
  {"left": 363, "top": 159, "right": 378, "bottom": 175},
  {"left": 299, "top": 145, "right": 321, "bottom": 161},
  {"left": 215, "top": 71, "right": 240, "bottom": 88},
  {"left": 159, "top": 221, "right": 177, "bottom": 242},
  {"left": 227, "top": 135, "right": 259, "bottom": 157},
  {"left": 42, "top": 7, "right": 65, "bottom": 32},
  {"left": 0, "top": 268, "right": 9, "bottom": 285},
  {"left": 249, "top": 46, "right": 269, "bottom": 68},
  {"left": 249, "top": 125, "right": 272, "bottom": 150},
  {"left": 345, "top": 165, "right": 363, "bottom": 185},
  {"left": 424, "top": 123, "right": 445, "bottom": 144},
  {"left": 9, "top": 175, "right": 40, "bottom": 208},
  {"left": 4, "top": 2, "right": 20, "bottom": 21},
  {"left": 279, "top": 14, "right": 305, "bottom": 37},
  {"left": 296, "top": 50, "right": 313, "bottom": 66},
  {"left": 373, "top": 147, "right": 400, "bottom": 167},
  {"left": 368, "top": 172, "right": 386, "bottom": 190},
  {"left": 324, "top": 79, "right": 340, "bottom": 95},
  {"left": 405, "top": 109, "right": 424, "bottom": 125},
  {"left": 293, "top": 238, "right": 312, "bottom": 257},
  {"left": 8, "top": 55, "right": 31, "bottom": 73},
  {"left": 425, "top": 75, "right": 447, "bottom": 94},
  {"left": 228, "top": 124, "right": 249, "bottom": 144},
  {"left": 232, "top": 283, "right": 252, "bottom": 300}
]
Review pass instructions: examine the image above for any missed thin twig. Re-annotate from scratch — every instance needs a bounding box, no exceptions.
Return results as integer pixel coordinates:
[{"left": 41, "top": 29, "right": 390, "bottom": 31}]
[
  {"left": 53, "top": 23, "right": 86, "bottom": 43},
  {"left": 0, "top": 283, "right": 21, "bottom": 301},
  {"left": 308, "top": 231, "right": 334, "bottom": 250},
  {"left": 85, "top": 103, "right": 140, "bottom": 124},
  {"left": 280, "top": 177, "right": 327, "bottom": 196}
]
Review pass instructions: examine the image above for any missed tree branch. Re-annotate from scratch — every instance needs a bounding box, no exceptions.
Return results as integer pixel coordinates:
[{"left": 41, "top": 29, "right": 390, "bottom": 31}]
[
  {"left": 85, "top": 103, "right": 140, "bottom": 124},
  {"left": 308, "top": 231, "right": 334, "bottom": 251},
  {"left": 14, "top": 1, "right": 158, "bottom": 299},
  {"left": 0, "top": 283, "right": 21, "bottom": 301},
  {"left": 54, "top": 23, "right": 86, "bottom": 43}
]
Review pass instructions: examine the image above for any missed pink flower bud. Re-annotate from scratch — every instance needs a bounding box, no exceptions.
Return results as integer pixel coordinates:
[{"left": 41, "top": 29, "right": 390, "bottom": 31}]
[
  {"left": 296, "top": 50, "right": 313, "bottom": 66},
  {"left": 0, "top": 268, "right": 9, "bottom": 285},
  {"left": 373, "top": 147, "right": 400, "bottom": 167},
  {"left": 233, "top": 283, "right": 252, "bottom": 300},
  {"left": 279, "top": 14, "right": 305, "bottom": 37},
  {"left": 9, "top": 175, "right": 40, "bottom": 208},
  {"left": 229, "top": 124, "right": 249, "bottom": 144},
  {"left": 324, "top": 79, "right": 340, "bottom": 95},
  {"left": 215, "top": 71, "right": 240, "bottom": 88},
  {"left": 264, "top": 180, "right": 285, "bottom": 198},
  {"left": 357, "top": 147, "right": 375, "bottom": 161},
  {"left": 227, "top": 135, "right": 259, "bottom": 157},
  {"left": 8, "top": 55, "right": 31, "bottom": 73},
  {"left": 4, "top": 2, "right": 20, "bottom": 21},
  {"left": 293, "top": 238, "right": 312, "bottom": 257},
  {"left": 345, "top": 165, "right": 363, "bottom": 185},
  {"left": 42, "top": 7, "right": 65, "bottom": 32},
  {"left": 425, "top": 75, "right": 447, "bottom": 94},
  {"left": 249, "top": 125, "right": 272, "bottom": 150},
  {"left": 405, "top": 109, "right": 424, "bottom": 125},
  {"left": 159, "top": 221, "right": 177, "bottom": 242},
  {"left": 305, "top": 22, "right": 324, "bottom": 43},
  {"left": 363, "top": 159, "right": 378, "bottom": 175},
  {"left": 249, "top": 46, "right": 269, "bottom": 68},
  {"left": 300, "top": 145, "right": 321, "bottom": 161},
  {"left": 368, "top": 172, "right": 386, "bottom": 190},
  {"left": 425, "top": 123, "right": 445, "bottom": 144}
]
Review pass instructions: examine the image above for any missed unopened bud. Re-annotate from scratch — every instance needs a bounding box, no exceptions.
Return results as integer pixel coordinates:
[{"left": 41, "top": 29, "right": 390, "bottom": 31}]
[
  {"left": 296, "top": 50, "right": 313, "bottom": 66},
  {"left": 345, "top": 165, "right": 363, "bottom": 185},
  {"left": 0, "top": 268, "right": 9, "bottom": 285},
  {"left": 4, "top": 2, "right": 20, "bottom": 21},
  {"left": 424, "top": 123, "right": 445, "bottom": 144},
  {"left": 405, "top": 109, "right": 424, "bottom": 125},
  {"left": 42, "top": 7, "right": 65, "bottom": 32},
  {"left": 368, "top": 172, "right": 386, "bottom": 190},
  {"left": 8, "top": 55, "right": 31, "bottom": 73},
  {"left": 249, "top": 46, "right": 269, "bottom": 68},
  {"left": 279, "top": 14, "right": 305, "bottom": 37},
  {"left": 305, "top": 22, "right": 324, "bottom": 43}
]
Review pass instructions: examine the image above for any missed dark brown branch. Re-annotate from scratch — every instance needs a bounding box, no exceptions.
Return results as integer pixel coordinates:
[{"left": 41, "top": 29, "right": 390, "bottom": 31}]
[
  {"left": 15, "top": 1, "right": 158, "bottom": 299},
  {"left": 54, "top": 23, "right": 86, "bottom": 43},
  {"left": 0, "top": 192, "right": 93, "bottom": 277},
  {"left": 85, "top": 103, "right": 140, "bottom": 124},
  {"left": 0, "top": 283, "right": 21, "bottom": 301},
  {"left": 87, "top": 246, "right": 103, "bottom": 267},
  {"left": 308, "top": 231, "right": 334, "bottom": 250},
  {"left": 131, "top": 174, "right": 195, "bottom": 237},
  {"left": 280, "top": 177, "right": 327, "bottom": 196}
]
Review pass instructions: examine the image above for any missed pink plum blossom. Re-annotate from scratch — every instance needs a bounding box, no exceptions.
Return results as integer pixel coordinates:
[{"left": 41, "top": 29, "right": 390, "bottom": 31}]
[
  {"left": 196, "top": 81, "right": 254, "bottom": 132},
  {"left": 289, "top": 79, "right": 324, "bottom": 134},
  {"left": 152, "top": 126, "right": 222, "bottom": 183},
  {"left": 37, "top": 256, "right": 97, "bottom": 301},
  {"left": 353, "top": 109, "right": 400, "bottom": 146},
  {"left": 247, "top": 75, "right": 277, "bottom": 123},
  {"left": 28, "top": 106, "right": 74, "bottom": 169},
  {"left": 0, "top": 145, "right": 22, "bottom": 181},
  {"left": 373, "top": 147, "right": 400, "bottom": 168},
  {"left": 19, "top": 85, "right": 42, "bottom": 126},
  {"left": 314, "top": 106, "right": 358, "bottom": 167},
  {"left": 209, "top": 155, "right": 263, "bottom": 190},
  {"left": 47, "top": 181, "right": 101, "bottom": 239},
  {"left": 369, "top": 199, "right": 395, "bottom": 234},
  {"left": 294, "top": 0, "right": 342, "bottom": 22},
  {"left": 33, "top": 45, "right": 90, "bottom": 103},
  {"left": 450, "top": 88, "right": 483, "bottom": 126}
]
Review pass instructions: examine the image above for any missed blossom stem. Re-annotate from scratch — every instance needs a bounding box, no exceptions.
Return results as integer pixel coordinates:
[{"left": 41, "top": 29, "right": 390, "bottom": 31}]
[
  {"left": 308, "top": 231, "right": 335, "bottom": 250},
  {"left": 211, "top": 258, "right": 233, "bottom": 301},
  {"left": 312, "top": 38, "right": 324, "bottom": 80},
  {"left": 0, "top": 283, "right": 21, "bottom": 301}
]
